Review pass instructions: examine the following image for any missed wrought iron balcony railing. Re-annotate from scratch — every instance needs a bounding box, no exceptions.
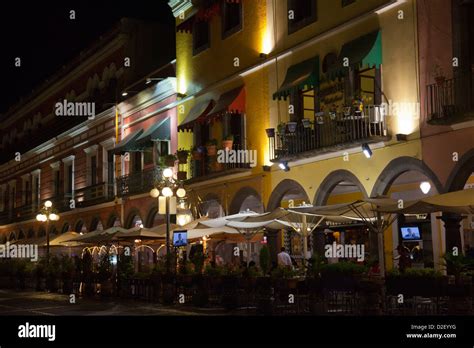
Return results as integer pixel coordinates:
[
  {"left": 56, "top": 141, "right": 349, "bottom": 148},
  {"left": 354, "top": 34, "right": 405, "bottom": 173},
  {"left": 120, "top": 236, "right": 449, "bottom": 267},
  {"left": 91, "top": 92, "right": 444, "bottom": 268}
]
[
  {"left": 427, "top": 72, "right": 474, "bottom": 125},
  {"left": 190, "top": 143, "right": 251, "bottom": 181},
  {"left": 269, "top": 105, "right": 388, "bottom": 162},
  {"left": 116, "top": 166, "right": 163, "bottom": 198},
  {"left": 75, "top": 182, "right": 114, "bottom": 208}
]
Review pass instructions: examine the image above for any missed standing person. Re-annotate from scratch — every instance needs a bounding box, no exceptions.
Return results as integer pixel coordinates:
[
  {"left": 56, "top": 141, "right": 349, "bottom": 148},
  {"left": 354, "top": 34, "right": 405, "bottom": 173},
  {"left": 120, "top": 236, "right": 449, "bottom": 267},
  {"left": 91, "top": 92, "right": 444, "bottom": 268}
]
[
  {"left": 277, "top": 247, "right": 293, "bottom": 268},
  {"left": 396, "top": 244, "right": 411, "bottom": 273}
]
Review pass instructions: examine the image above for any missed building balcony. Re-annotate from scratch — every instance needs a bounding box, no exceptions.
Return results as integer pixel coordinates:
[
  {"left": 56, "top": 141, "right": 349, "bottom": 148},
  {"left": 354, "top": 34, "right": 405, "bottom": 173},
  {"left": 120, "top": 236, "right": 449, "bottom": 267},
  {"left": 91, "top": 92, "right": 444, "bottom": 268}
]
[
  {"left": 75, "top": 182, "right": 114, "bottom": 208},
  {"left": 268, "top": 106, "right": 389, "bottom": 162},
  {"left": 187, "top": 143, "right": 251, "bottom": 184},
  {"left": 0, "top": 196, "right": 68, "bottom": 225},
  {"left": 427, "top": 72, "right": 474, "bottom": 125},
  {"left": 116, "top": 166, "right": 163, "bottom": 198}
]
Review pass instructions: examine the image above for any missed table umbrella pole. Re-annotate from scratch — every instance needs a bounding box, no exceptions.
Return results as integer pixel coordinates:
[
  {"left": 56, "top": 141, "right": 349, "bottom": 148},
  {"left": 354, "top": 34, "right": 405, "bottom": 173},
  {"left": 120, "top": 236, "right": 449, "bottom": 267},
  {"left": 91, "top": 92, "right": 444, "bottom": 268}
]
[{"left": 302, "top": 214, "right": 308, "bottom": 267}]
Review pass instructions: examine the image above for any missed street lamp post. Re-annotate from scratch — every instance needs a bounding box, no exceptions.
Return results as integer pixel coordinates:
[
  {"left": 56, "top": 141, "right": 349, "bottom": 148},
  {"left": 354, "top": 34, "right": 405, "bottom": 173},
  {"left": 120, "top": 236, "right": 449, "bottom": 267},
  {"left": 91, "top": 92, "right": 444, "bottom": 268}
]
[
  {"left": 36, "top": 200, "right": 60, "bottom": 264},
  {"left": 150, "top": 168, "right": 187, "bottom": 274}
]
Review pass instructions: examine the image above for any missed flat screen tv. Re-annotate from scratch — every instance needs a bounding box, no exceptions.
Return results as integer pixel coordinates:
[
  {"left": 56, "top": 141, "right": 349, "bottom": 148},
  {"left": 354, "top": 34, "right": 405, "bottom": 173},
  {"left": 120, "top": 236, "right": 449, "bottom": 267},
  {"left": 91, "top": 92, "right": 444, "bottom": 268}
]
[
  {"left": 400, "top": 226, "right": 421, "bottom": 240},
  {"left": 173, "top": 230, "right": 187, "bottom": 247}
]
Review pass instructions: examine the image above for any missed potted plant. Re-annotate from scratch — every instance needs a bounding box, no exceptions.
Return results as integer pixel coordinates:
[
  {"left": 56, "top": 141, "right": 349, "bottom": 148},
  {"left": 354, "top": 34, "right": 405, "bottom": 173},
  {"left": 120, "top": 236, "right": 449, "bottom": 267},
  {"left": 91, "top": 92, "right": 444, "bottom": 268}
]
[
  {"left": 162, "top": 154, "right": 177, "bottom": 167},
  {"left": 206, "top": 139, "right": 218, "bottom": 156},
  {"left": 265, "top": 128, "right": 275, "bottom": 137},
  {"left": 97, "top": 252, "right": 113, "bottom": 297},
  {"left": 222, "top": 134, "right": 234, "bottom": 150},
  {"left": 60, "top": 255, "right": 75, "bottom": 294},
  {"left": 177, "top": 171, "right": 187, "bottom": 181},
  {"left": 287, "top": 121, "right": 298, "bottom": 133},
  {"left": 191, "top": 146, "right": 204, "bottom": 160},
  {"left": 277, "top": 122, "right": 286, "bottom": 135},
  {"left": 176, "top": 148, "right": 189, "bottom": 164},
  {"left": 301, "top": 118, "right": 311, "bottom": 128},
  {"left": 433, "top": 64, "right": 446, "bottom": 86}
]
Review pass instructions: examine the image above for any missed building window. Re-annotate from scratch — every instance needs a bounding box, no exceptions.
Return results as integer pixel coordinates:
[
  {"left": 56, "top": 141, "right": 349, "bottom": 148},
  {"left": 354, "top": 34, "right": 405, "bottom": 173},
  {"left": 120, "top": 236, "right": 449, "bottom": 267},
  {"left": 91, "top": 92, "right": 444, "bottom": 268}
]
[
  {"left": 66, "top": 164, "right": 73, "bottom": 196},
  {"left": 222, "top": 1, "right": 243, "bottom": 39},
  {"left": 90, "top": 155, "right": 97, "bottom": 186},
  {"left": 54, "top": 170, "right": 61, "bottom": 197},
  {"left": 289, "top": 88, "right": 317, "bottom": 121},
  {"left": 355, "top": 67, "right": 381, "bottom": 105},
  {"left": 193, "top": 20, "right": 210, "bottom": 55},
  {"left": 155, "top": 140, "right": 170, "bottom": 159},
  {"left": 288, "top": 0, "right": 317, "bottom": 35},
  {"left": 24, "top": 179, "right": 31, "bottom": 205},
  {"left": 342, "top": 0, "right": 356, "bottom": 7},
  {"left": 143, "top": 146, "right": 154, "bottom": 166}
]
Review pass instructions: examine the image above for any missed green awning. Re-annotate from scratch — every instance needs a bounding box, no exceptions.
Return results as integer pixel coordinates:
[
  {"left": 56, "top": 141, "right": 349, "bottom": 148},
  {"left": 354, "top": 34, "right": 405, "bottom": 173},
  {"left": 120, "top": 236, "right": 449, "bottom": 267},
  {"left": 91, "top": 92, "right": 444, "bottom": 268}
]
[
  {"left": 326, "top": 30, "right": 382, "bottom": 80},
  {"left": 273, "top": 56, "right": 320, "bottom": 100},
  {"left": 112, "top": 129, "right": 144, "bottom": 155},
  {"left": 136, "top": 118, "right": 171, "bottom": 146}
]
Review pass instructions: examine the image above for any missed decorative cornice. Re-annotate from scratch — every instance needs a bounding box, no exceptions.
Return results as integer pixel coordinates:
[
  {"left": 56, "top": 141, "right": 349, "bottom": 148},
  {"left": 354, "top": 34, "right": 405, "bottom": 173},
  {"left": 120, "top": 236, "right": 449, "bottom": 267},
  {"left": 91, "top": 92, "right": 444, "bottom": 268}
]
[
  {"left": 50, "top": 161, "right": 61, "bottom": 170},
  {"left": 62, "top": 155, "right": 75, "bottom": 163},
  {"left": 83, "top": 144, "right": 99, "bottom": 155},
  {"left": 168, "top": 0, "right": 194, "bottom": 17},
  {"left": 100, "top": 137, "right": 116, "bottom": 149}
]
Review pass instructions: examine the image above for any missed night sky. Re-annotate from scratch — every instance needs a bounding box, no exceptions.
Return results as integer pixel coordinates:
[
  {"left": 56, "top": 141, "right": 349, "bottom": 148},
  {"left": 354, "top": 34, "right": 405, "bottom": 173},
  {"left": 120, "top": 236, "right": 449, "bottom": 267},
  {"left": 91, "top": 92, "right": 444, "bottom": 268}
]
[{"left": 0, "top": 0, "right": 174, "bottom": 113}]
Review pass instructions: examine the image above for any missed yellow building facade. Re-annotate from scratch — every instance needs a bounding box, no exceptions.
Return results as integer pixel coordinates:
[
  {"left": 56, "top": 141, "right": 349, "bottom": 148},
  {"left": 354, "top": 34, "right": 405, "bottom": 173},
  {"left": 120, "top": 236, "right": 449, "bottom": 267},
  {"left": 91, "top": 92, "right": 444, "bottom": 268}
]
[{"left": 169, "top": 0, "right": 445, "bottom": 269}]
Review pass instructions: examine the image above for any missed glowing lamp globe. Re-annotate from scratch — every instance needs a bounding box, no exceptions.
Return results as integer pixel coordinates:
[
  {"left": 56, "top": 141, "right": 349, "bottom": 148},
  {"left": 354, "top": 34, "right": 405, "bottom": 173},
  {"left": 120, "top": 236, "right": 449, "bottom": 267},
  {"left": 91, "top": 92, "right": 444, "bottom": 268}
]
[
  {"left": 44, "top": 200, "right": 52, "bottom": 208},
  {"left": 162, "top": 187, "right": 173, "bottom": 197},
  {"left": 163, "top": 168, "right": 173, "bottom": 179},
  {"left": 150, "top": 188, "right": 160, "bottom": 198},
  {"left": 176, "top": 188, "right": 186, "bottom": 198}
]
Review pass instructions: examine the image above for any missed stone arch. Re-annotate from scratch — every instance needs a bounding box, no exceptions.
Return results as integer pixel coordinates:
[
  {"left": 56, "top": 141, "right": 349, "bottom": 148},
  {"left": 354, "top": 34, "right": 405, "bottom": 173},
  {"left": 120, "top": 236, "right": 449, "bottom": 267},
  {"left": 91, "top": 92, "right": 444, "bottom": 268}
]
[
  {"left": 106, "top": 213, "right": 121, "bottom": 228},
  {"left": 371, "top": 157, "right": 444, "bottom": 197},
  {"left": 74, "top": 219, "right": 85, "bottom": 233},
  {"left": 266, "top": 179, "right": 310, "bottom": 212},
  {"left": 446, "top": 148, "right": 474, "bottom": 191},
  {"left": 125, "top": 210, "right": 143, "bottom": 229},
  {"left": 49, "top": 225, "right": 58, "bottom": 236},
  {"left": 17, "top": 229, "right": 26, "bottom": 240},
  {"left": 8, "top": 231, "right": 16, "bottom": 241},
  {"left": 61, "top": 222, "right": 70, "bottom": 234},
  {"left": 145, "top": 204, "right": 163, "bottom": 228},
  {"left": 314, "top": 169, "right": 368, "bottom": 205},
  {"left": 89, "top": 216, "right": 104, "bottom": 232},
  {"left": 200, "top": 193, "right": 224, "bottom": 218},
  {"left": 229, "top": 187, "right": 264, "bottom": 214}
]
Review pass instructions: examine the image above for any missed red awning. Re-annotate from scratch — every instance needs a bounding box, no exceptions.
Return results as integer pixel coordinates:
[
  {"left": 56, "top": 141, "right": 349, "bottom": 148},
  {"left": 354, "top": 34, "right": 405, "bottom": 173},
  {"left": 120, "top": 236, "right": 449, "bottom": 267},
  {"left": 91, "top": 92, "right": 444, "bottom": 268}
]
[
  {"left": 178, "top": 99, "right": 215, "bottom": 132},
  {"left": 196, "top": 1, "right": 221, "bottom": 21},
  {"left": 207, "top": 86, "right": 246, "bottom": 120}
]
